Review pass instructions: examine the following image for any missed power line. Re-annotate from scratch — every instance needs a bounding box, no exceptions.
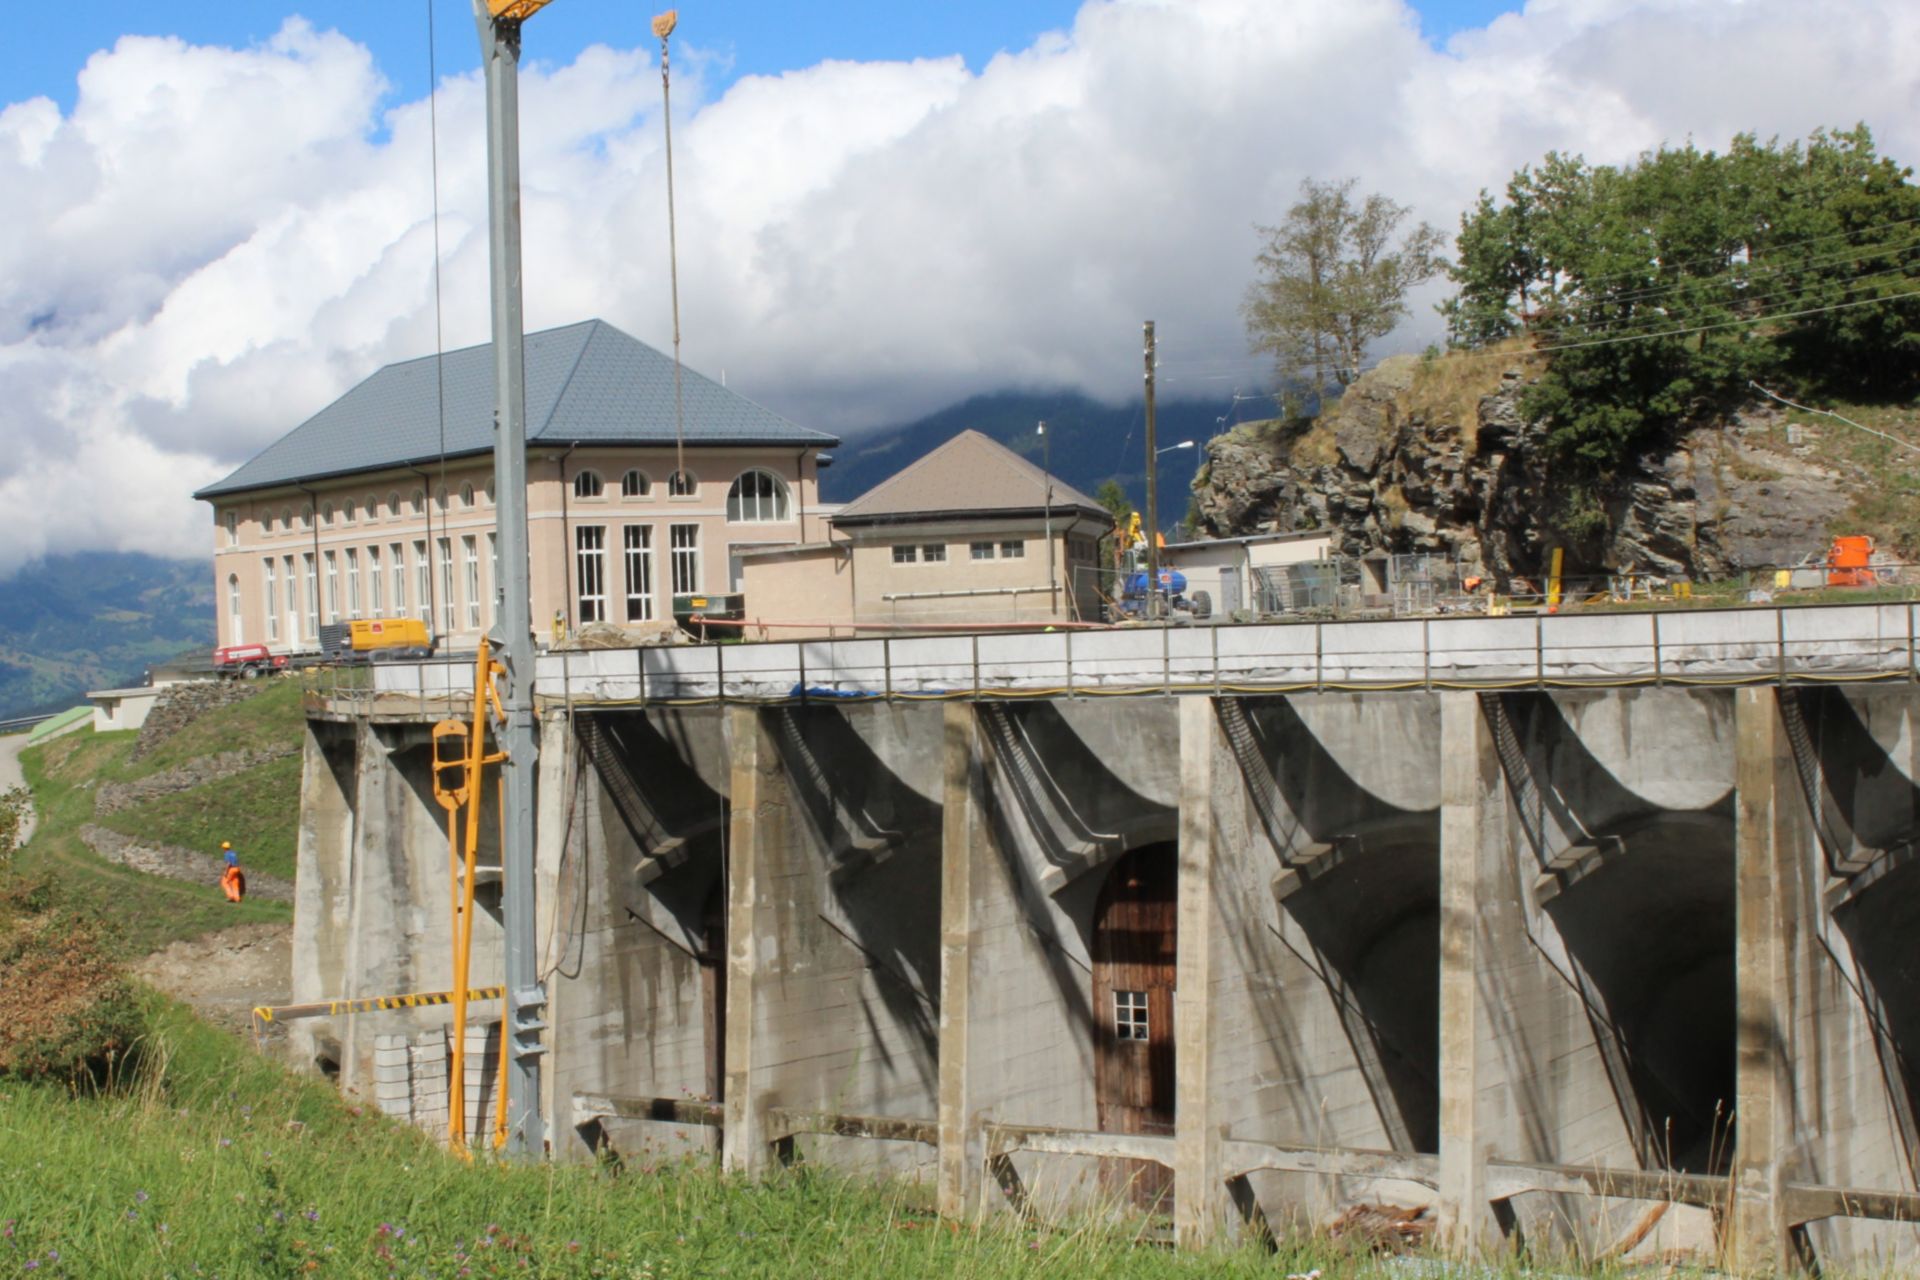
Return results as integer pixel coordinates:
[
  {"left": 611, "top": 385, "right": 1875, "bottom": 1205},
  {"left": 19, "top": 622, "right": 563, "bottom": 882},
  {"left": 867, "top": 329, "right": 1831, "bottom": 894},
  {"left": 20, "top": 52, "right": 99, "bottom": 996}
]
[{"left": 1747, "top": 381, "right": 1920, "bottom": 458}]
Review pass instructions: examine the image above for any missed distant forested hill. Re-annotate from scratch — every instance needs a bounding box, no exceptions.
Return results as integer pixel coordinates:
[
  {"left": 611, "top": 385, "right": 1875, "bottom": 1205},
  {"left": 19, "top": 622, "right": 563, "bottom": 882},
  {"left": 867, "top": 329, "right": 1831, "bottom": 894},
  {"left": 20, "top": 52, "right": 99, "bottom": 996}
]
[
  {"left": 0, "top": 553, "right": 210, "bottom": 720},
  {"left": 820, "top": 390, "right": 1250, "bottom": 523}
]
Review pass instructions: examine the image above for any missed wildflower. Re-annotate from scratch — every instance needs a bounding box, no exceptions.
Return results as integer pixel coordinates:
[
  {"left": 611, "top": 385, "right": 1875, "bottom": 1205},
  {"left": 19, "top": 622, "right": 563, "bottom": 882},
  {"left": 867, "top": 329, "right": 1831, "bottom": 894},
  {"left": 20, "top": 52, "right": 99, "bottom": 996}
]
[
  {"left": 220, "top": 1138, "right": 233, "bottom": 1148},
  {"left": 305, "top": 1210, "right": 319, "bottom": 1223},
  {"left": 136, "top": 1191, "right": 150, "bottom": 1204}
]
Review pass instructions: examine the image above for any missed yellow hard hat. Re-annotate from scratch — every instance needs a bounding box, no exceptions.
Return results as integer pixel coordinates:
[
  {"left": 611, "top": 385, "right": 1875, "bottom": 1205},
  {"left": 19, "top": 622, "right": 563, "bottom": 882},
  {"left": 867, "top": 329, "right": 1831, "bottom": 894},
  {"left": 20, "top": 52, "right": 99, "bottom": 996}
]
[{"left": 221, "top": 841, "right": 231, "bottom": 850}]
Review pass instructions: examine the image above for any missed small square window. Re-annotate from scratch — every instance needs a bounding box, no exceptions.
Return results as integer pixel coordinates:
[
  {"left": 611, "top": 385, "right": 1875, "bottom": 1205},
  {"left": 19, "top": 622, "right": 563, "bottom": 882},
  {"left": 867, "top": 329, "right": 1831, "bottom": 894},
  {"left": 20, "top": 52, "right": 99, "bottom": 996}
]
[
  {"left": 1114, "top": 990, "right": 1149, "bottom": 1041},
  {"left": 1000, "top": 540, "right": 1024, "bottom": 559},
  {"left": 922, "top": 543, "right": 947, "bottom": 563},
  {"left": 892, "top": 545, "right": 917, "bottom": 564},
  {"left": 970, "top": 541, "right": 995, "bottom": 561}
]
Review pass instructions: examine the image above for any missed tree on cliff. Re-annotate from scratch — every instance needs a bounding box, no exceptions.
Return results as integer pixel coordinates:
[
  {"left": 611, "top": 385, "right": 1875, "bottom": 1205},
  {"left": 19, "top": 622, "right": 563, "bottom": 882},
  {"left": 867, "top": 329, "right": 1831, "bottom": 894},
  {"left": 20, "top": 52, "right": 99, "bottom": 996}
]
[
  {"left": 1445, "top": 126, "right": 1920, "bottom": 534},
  {"left": 1243, "top": 178, "right": 1447, "bottom": 392}
]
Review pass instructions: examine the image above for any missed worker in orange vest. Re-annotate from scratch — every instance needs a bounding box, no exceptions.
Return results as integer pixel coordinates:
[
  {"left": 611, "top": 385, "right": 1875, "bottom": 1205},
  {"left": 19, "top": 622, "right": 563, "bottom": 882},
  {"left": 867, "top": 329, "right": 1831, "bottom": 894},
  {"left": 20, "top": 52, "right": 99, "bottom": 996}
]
[{"left": 220, "top": 841, "right": 246, "bottom": 903}]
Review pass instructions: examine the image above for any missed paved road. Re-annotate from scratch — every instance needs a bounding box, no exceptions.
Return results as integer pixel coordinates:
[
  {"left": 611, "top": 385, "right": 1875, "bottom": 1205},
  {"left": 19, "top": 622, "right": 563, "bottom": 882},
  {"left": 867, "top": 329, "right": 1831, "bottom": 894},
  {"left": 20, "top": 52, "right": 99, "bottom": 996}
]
[{"left": 0, "top": 731, "right": 36, "bottom": 849}]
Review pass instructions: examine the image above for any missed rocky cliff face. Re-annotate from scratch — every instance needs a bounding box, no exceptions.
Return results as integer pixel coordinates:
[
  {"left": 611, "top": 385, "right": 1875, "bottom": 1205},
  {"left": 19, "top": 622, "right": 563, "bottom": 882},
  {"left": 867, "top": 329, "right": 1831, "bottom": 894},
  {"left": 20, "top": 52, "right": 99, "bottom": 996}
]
[{"left": 1191, "top": 354, "right": 1853, "bottom": 583}]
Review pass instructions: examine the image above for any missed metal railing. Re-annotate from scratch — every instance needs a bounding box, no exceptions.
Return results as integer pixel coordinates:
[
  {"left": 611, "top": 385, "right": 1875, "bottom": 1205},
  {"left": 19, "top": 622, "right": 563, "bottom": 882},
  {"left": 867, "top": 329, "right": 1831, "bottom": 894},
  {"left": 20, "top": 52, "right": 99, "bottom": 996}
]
[{"left": 299, "top": 601, "right": 1920, "bottom": 715}]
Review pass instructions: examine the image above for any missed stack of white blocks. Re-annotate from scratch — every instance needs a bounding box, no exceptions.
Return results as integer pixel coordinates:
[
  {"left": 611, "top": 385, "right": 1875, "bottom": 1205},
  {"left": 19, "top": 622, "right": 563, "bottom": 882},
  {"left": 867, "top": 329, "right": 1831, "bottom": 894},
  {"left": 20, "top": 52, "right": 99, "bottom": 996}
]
[{"left": 369, "top": 1028, "right": 469, "bottom": 1141}]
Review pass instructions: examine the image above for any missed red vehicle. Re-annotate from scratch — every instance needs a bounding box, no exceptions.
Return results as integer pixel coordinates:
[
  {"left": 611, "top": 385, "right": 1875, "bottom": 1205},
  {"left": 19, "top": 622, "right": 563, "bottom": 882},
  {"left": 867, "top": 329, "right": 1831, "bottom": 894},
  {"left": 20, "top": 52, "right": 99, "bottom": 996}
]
[{"left": 212, "top": 643, "right": 290, "bottom": 680}]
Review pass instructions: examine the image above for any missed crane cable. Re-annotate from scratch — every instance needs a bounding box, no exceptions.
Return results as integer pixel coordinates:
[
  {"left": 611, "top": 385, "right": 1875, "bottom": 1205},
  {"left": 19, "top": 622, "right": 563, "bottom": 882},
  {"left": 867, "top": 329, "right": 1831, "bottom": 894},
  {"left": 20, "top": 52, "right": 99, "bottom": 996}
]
[{"left": 655, "top": 11, "right": 687, "bottom": 485}]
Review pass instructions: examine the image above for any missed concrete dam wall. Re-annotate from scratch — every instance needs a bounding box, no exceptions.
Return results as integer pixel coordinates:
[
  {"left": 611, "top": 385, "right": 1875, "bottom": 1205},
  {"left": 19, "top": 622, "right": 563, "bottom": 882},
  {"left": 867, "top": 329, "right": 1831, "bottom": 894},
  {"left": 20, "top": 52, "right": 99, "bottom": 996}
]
[{"left": 295, "top": 668, "right": 1920, "bottom": 1271}]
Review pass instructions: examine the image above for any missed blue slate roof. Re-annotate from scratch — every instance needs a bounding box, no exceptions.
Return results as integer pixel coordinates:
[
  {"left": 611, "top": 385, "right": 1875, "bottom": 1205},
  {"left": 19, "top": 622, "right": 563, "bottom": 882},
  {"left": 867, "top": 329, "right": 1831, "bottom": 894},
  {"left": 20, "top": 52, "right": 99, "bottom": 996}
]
[{"left": 195, "top": 319, "right": 835, "bottom": 499}]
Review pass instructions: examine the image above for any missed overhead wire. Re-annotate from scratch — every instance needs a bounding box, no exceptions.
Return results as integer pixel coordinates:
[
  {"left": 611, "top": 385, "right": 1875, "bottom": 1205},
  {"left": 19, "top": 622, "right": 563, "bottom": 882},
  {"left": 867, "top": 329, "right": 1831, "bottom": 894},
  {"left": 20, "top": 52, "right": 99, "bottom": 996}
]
[
  {"left": 655, "top": 12, "right": 687, "bottom": 484},
  {"left": 426, "top": 0, "right": 449, "bottom": 635}
]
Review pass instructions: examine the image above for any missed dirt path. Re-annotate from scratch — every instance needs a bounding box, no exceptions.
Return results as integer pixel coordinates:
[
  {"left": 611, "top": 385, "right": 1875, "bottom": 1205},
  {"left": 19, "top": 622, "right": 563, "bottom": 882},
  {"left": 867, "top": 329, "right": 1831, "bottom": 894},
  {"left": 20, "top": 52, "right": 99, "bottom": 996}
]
[
  {"left": 0, "top": 731, "right": 37, "bottom": 849},
  {"left": 133, "top": 921, "right": 294, "bottom": 1042}
]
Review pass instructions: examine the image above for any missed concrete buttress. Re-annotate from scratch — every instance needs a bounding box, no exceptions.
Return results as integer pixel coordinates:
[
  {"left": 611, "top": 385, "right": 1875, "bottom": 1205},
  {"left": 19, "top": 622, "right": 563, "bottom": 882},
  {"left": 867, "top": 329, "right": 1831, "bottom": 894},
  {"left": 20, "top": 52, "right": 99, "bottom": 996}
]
[
  {"left": 722, "top": 706, "right": 777, "bottom": 1174},
  {"left": 1437, "top": 691, "right": 1500, "bottom": 1251},
  {"left": 938, "top": 703, "right": 986, "bottom": 1218},
  {"left": 1731, "top": 687, "right": 1800, "bottom": 1271},
  {"left": 1174, "top": 695, "right": 1228, "bottom": 1245}
]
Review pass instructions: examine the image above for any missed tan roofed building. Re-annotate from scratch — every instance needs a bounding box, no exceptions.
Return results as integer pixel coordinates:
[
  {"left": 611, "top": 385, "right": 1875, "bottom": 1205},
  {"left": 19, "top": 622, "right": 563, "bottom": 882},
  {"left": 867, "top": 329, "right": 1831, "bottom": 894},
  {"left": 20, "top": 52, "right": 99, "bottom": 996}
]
[{"left": 738, "top": 429, "right": 1110, "bottom": 636}]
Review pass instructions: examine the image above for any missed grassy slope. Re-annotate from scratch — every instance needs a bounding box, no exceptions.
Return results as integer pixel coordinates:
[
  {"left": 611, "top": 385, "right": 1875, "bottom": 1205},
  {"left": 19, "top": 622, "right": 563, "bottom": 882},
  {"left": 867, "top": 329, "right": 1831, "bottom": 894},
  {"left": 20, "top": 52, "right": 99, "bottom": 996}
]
[
  {"left": 16, "top": 681, "right": 307, "bottom": 955},
  {"left": 0, "top": 995, "right": 1345, "bottom": 1280}
]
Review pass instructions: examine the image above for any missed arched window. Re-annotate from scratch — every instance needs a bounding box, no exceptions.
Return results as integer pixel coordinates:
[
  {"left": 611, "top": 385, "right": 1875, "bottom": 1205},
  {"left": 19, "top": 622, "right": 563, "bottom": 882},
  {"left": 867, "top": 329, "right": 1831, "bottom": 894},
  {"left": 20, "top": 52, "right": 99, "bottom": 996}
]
[
  {"left": 573, "top": 470, "right": 604, "bottom": 500},
  {"left": 281, "top": 506, "right": 293, "bottom": 533},
  {"left": 667, "top": 469, "right": 697, "bottom": 498},
  {"left": 484, "top": 479, "right": 495, "bottom": 504},
  {"left": 321, "top": 501, "right": 334, "bottom": 527},
  {"left": 436, "top": 487, "right": 449, "bottom": 512},
  {"left": 727, "top": 469, "right": 790, "bottom": 523},
  {"left": 366, "top": 494, "right": 379, "bottom": 520},
  {"left": 301, "top": 504, "right": 314, "bottom": 530},
  {"left": 388, "top": 491, "right": 401, "bottom": 520},
  {"left": 460, "top": 482, "right": 475, "bottom": 509},
  {"left": 621, "top": 469, "right": 650, "bottom": 498},
  {"left": 410, "top": 489, "right": 425, "bottom": 516},
  {"left": 342, "top": 497, "right": 356, "bottom": 524}
]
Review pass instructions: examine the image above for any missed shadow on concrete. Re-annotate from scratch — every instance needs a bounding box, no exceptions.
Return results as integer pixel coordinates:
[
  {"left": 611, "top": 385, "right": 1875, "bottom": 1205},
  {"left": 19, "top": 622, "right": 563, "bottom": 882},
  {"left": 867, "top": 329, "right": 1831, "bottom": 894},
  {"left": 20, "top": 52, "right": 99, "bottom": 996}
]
[
  {"left": 770, "top": 705, "right": 942, "bottom": 1087},
  {"left": 1490, "top": 693, "right": 1737, "bottom": 1175},
  {"left": 1233, "top": 696, "right": 1441, "bottom": 1154}
]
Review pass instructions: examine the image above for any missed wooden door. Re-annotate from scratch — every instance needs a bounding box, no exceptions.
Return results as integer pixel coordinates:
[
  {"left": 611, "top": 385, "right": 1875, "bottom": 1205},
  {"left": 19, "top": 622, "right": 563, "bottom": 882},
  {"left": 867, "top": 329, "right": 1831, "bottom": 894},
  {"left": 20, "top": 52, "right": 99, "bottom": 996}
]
[
  {"left": 1092, "top": 843, "right": 1177, "bottom": 1210},
  {"left": 699, "top": 881, "right": 726, "bottom": 1102}
]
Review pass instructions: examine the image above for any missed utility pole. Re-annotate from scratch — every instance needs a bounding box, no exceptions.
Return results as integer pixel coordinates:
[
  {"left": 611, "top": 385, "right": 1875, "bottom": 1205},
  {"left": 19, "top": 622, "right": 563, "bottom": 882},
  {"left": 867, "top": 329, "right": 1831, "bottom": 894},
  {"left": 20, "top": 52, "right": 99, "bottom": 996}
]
[
  {"left": 1039, "top": 421, "right": 1055, "bottom": 615},
  {"left": 1143, "top": 321, "right": 1160, "bottom": 620},
  {"left": 473, "top": 0, "right": 548, "bottom": 1157}
]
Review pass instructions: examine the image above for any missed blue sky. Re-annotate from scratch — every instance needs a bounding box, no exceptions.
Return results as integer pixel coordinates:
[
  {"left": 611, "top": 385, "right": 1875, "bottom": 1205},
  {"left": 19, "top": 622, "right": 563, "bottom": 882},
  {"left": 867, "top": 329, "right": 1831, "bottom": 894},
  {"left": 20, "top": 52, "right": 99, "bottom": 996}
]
[{"left": 9, "top": 1, "right": 1526, "bottom": 113}]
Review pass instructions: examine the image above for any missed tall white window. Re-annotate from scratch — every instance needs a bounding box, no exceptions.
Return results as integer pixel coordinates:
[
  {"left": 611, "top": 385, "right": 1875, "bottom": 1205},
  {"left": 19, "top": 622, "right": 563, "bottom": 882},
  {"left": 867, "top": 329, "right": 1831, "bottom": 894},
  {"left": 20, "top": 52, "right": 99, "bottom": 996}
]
[
  {"left": 462, "top": 535, "right": 481, "bottom": 630},
  {"left": 303, "top": 554, "right": 318, "bottom": 639},
  {"left": 623, "top": 526, "right": 655, "bottom": 622},
  {"left": 576, "top": 526, "right": 607, "bottom": 623},
  {"left": 668, "top": 469, "right": 697, "bottom": 497},
  {"left": 389, "top": 543, "right": 407, "bottom": 617},
  {"left": 263, "top": 560, "right": 278, "bottom": 643},
  {"left": 224, "top": 510, "right": 238, "bottom": 546},
  {"left": 437, "top": 537, "right": 455, "bottom": 636},
  {"left": 284, "top": 556, "right": 298, "bottom": 642},
  {"left": 413, "top": 541, "right": 431, "bottom": 626},
  {"left": 228, "top": 575, "right": 243, "bottom": 644},
  {"left": 486, "top": 534, "right": 498, "bottom": 625},
  {"left": 368, "top": 545, "right": 384, "bottom": 615},
  {"left": 323, "top": 551, "right": 340, "bottom": 623},
  {"left": 726, "top": 469, "right": 790, "bottom": 523},
  {"left": 670, "top": 524, "right": 700, "bottom": 594},
  {"left": 345, "top": 547, "right": 361, "bottom": 618}
]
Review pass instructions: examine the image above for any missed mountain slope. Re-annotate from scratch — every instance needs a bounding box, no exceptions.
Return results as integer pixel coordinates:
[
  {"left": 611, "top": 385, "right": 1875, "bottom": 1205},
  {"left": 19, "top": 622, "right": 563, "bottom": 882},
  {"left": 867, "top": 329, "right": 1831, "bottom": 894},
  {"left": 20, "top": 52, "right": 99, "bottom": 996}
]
[
  {"left": 823, "top": 390, "right": 1246, "bottom": 524},
  {"left": 0, "top": 553, "right": 210, "bottom": 720}
]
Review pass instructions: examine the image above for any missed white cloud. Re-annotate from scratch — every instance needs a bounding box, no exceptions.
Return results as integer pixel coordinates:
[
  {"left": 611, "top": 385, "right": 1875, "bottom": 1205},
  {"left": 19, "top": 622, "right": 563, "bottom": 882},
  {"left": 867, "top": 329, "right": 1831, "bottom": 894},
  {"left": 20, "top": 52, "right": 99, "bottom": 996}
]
[{"left": 3, "top": 0, "right": 1917, "bottom": 575}]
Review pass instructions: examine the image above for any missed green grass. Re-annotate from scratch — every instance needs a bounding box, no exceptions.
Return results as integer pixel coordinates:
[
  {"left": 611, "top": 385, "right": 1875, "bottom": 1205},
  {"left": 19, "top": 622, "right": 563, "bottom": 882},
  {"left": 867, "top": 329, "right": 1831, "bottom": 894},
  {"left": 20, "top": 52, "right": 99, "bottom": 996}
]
[
  {"left": 121, "top": 679, "right": 306, "bottom": 778},
  {"left": 14, "top": 687, "right": 300, "bottom": 957},
  {"left": 95, "top": 755, "right": 301, "bottom": 882},
  {"left": 0, "top": 993, "right": 1352, "bottom": 1280}
]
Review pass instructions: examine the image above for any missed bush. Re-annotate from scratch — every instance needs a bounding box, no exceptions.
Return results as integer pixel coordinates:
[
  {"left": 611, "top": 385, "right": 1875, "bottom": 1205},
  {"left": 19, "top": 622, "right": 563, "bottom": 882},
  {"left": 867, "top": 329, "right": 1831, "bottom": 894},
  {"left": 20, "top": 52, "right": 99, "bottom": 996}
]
[{"left": 0, "top": 881, "right": 144, "bottom": 1083}]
